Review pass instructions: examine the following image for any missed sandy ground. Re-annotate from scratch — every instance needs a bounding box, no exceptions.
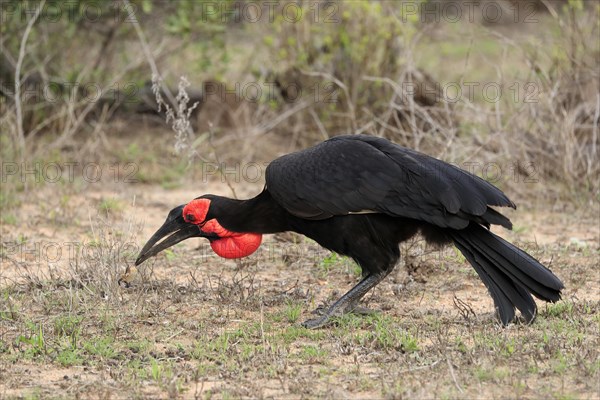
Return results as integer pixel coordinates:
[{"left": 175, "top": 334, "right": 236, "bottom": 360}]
[{"left": 1, "top": 178, "right": 598, "bottom": 399}]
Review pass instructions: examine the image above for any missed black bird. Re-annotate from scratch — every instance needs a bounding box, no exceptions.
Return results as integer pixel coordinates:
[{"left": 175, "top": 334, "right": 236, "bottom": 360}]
[{"left": 136, "top": 134, "right": 564, "bottom": 328}]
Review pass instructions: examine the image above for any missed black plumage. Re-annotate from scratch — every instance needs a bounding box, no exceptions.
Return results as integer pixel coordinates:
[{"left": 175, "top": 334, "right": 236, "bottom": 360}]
[{"left": 137, "top": 134, "right": 564, "bottom": 328}]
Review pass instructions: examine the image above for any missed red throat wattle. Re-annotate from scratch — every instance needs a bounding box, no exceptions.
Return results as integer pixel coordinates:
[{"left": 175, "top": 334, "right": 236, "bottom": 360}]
[
  {"left": 201, "top": 219, "right": 262, "bottom": 259},
  {"left": 183, "top": 198, "right": 262, "bottom": 259}
]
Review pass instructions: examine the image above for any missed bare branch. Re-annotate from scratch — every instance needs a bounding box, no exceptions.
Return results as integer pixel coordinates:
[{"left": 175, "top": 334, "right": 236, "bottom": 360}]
[{"left": 14, "top": 0, "right": 45, "bottom": 161}]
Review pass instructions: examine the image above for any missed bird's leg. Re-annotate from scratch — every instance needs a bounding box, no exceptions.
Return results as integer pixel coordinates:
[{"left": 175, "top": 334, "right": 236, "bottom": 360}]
[
  {"left": 342, "top": 269, "right": 394, "bottom": 315},
  {"left": 302, "top": 270, "right": 390, "bottom": 329}
]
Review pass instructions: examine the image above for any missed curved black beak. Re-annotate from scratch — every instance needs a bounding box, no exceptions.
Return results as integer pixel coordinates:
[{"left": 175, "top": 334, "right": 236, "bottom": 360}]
[{"left": 135, "top": 205, "right": 210, "bottom": 266}]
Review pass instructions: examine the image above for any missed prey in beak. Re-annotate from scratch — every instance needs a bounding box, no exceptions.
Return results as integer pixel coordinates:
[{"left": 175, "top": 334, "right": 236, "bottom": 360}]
[{"left": 135, "top": 205, "right": 215, "bottom": 266}]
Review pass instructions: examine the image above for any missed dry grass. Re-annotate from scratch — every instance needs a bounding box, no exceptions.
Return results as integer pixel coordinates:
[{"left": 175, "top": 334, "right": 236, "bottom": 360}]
[
  {"left": 1, "top": 1, "right": 599, "bottom": 399},
  {"left": 0, "top": 187, "right": 598, "bottom": 398}
]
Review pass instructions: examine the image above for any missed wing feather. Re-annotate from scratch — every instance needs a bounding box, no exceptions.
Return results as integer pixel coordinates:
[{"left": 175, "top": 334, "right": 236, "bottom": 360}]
[{"left": 266, "top": 134, "right": 515, "bottom": 229}]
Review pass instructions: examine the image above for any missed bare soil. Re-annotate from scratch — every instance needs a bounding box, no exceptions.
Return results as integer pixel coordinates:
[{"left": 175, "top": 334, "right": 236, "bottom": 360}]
[{"left": 1, "top": 171, "right": 598, "bottom": 399}]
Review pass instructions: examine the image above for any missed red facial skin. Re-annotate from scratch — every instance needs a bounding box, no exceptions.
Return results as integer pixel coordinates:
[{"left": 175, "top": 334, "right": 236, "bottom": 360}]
[{"left": 183, "top": 199, "right": 262, "bottom": 259}]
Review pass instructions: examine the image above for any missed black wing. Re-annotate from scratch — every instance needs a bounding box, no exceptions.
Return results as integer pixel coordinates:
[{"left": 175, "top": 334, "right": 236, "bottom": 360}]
[{"left": 265, "top": 134, "right": 515, "bottom": 229}]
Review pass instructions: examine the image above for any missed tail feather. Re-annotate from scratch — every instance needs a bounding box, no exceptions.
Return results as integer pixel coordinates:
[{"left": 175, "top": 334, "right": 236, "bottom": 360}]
[
  {"left": 450, "top": 224, "right": 564, "bottom": 325},
  {"left": 453, "top": 236, "right": 536, "bottom": 323},
  {"left": 468, "top": 231, "right": 562, "bottom": 301}
]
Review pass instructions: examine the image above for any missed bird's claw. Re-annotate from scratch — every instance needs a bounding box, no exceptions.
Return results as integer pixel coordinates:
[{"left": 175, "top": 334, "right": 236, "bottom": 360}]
[
  {"left": 312, "top": 302, "right": 377, "bottom": 315},
  {"left": 347, "top": 305, "right": 380, "bottom": 316},
  {"left": 301, "top": 315, "right": 332, "bottom": 329},
  {"left": 310, "top": 305, "right": 327, "bottom": 316},
  {"left": 303, "top": 305, "right": 344, "bottom": 328},
  {"left": 304, "top": 303, "right": 380, "bottom": 328}
]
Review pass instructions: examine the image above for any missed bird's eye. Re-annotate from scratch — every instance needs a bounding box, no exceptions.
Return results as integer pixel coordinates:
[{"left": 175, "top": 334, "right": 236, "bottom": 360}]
[{"left": 186, "top": 214, "right": 196, "bottom": 222}]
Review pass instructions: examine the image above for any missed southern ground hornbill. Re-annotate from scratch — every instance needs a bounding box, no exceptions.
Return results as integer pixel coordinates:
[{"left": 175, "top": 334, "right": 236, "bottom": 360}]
[{"left": 136, "top": 134, "right": 564, "bottom": 328}]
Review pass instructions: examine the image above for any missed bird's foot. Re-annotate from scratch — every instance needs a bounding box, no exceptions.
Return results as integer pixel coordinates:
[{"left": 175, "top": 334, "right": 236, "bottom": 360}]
[
  {"left": 302, "top": 272, "right": 389, "bottom": 329},
  {"left": 301, "top": 315, "right": 332, "bottom": 329},
  {"left": 347, "top": 305, "right": 380, "bottom": 316},
  {"left": 303, "top": 303, "right": 379, "bottom": 329},
  {"left": 303, "top": 304, "right": 346, "bottom": 329},
  {"left": 310, "top": 304, "right": 328, "bottom": 316},
  {"left": 311, "top": 302, "right": 378, "bottom": 316}
]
